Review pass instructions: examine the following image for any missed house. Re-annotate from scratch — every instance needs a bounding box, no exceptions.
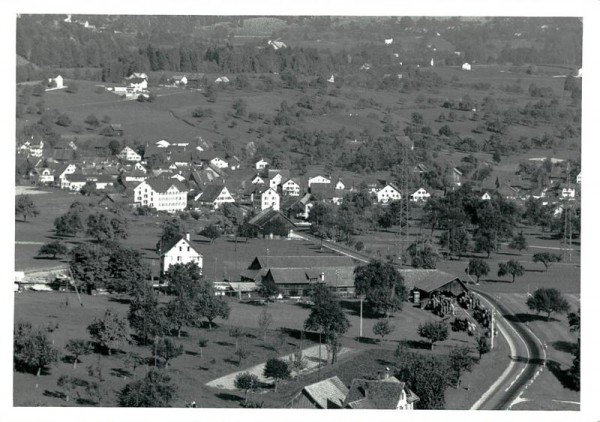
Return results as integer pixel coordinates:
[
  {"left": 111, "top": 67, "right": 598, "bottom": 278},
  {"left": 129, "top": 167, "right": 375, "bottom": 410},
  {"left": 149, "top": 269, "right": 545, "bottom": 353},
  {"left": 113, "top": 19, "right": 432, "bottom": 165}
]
[
  {"left": 413, "top": 163, "right": 428, "bottom": 175},
  {"left": 334, "top": 179, "right": 346, "bottom": 190},
  {"left": 310, "top": 183, "right": 345, "bottom": 205},
  {"left": 255, "top": 158, "right": 269, "bottom": 170},
  {"left": 155, "top": 140, "right": 171, "bottom": 148},
  {"left": 243, "top": 255, "right": 356, "bottom": 297},
  {"left": 308, "top": 175, "right": 331, "bottom": 187},
  {"left": 360, "top": 63, "right": 372, "bottom": 71},
  {"left": 170, "top": 75, "right": 188, "bottom": 86},
  {"left": 109, "top": 124, "right": 124, "bottom": 136},
  {"left": 561, "top": 187, "right": 576, "bottom": 200},
  {"left": 344, "top": 371, "right": 419, "bottom": 409},
  {"left": 281, "top": 178, "right": 301, "bottom": 196},
  {"left": 98, "top": 193, "right": 134, "bottom": 211},
  {"left": 215, "top": 76, "right": 230, "bottom": 84},
  {"left": 126, "top": 72, "right": 148, "bottom": 80},
  {"left": 376, "top": 184, "right": 401, "bottom": 204},
  {"left": 462, "top": 63, "right": 472, "bottom": 71},
  {"left": 481, "top": 192, "right": 492, "bottom": 201},
  {"left": 229, "top": 156, "right": 241, "bottom": 171},
  {"left": 159, "top": 233, "right": 203, "bottom": 273},
  {"left": 452, "top": 168, "right": 463, "bottom": 186},
  {"left": 247, "top": 208, "right": 297, "bottom": 235},
  {"left": 399, "top": 269, "right": 468, "bottom": 300},
  {"left": 285, "top": 193, "right": 313, "bottom": 220},
  {"left": 48, "top": 75, "right": 63, "bottom": 88},
  {"left": 62, "top": 173, "right": 88, "bottom": 191},
  {"left": 327, "top": 74, "right": 335, "bottom": 83},
  {"left": 128, "top": 77, "right": 148, "bottom": 92},
  {"left": 576, "top": 172, "right": 581, "bottom": 184},
  {"left": 30, "top": 167, "right": 55, "bottom": 184},
  {"left": 118, "top": 146, "right": 142, "bottom": 162},
  {"left": 287, "top": 376, "right": 349, "bottom": 409},
  {"left": 210, "top": 157, "right": 228, "bottom": 169},
  {"left": 395, "top": 135, "right": 414, "bottom": 151},
  {"left": 268, "top": 40, "right": 287, "bottom": 50},
  {"left": 55, "top": 163, "right": 77, "bottom": 185},
  {"left": 385, "top": 38, "right": 394, "bottom": 45},
  {"left": 251, "top": 174, "right": 266, "bottom": 185},
  {"left": 410, "top": 187, "right": 431, "bottom": 202},
  {"left": 133, "top": 178, "right": 188, "bottom": 213},
  {"left": 186, "top": 73, "right": 205, "bottom": 89},
  {"left": 194, "top": 184, "right": 235, "bottom": 209},
  {"left": 269, "top": 172, "right": 285, "bottom": 190},
  {"left": 255, "top": 186, "right": 280, "bottom": 211}
]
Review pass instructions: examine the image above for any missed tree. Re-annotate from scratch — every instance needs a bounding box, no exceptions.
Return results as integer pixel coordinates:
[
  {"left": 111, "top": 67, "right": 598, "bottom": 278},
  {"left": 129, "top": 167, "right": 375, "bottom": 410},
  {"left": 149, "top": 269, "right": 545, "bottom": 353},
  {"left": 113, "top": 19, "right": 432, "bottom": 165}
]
[
  {"left": 229, "top": 327, "right": 244, "bottom": 351},
  {"left": 54, "top": 206, "right": 87, "bottom": 237},
  {"left": 118, "top": 369, "right": 178, "bottom": 407},
  {"left": 124, "top": 352, "right": 145, "bottom": 379},
  {"left": 235, "top": 372, "right": 260, "bottom": 404},
  {"left": 232, "top": 98, "right": 248, "bottom": 118},
  {"left": 439, "top": 227, "right": 470, "bottom": 259},
  {"left": 86, "top": 212, "right": 128, "bottom": 242},
  {"left": 526, "top": 288, "right": 571, "bottom": 321},
  {"left": 80, "top": 181, "right": 98, "bottom": 197},
  {"left": 476, "top": 336, "right": 491, "bottom": 361},
  {"left": 56, "top": 113, "right": 72, "bottom": 127},
  {"left": 15, "top": 195, "right": 39, "bottom": 222},
  {"left": 200, "top": 224, "right": 221, "bottom": 243},
  {"left": 304, "top": 285, "right": 350, "bottom": 364},
  {"left": 288, "top": 348, "right": 308, "bottom": 381},
  {"left": 69, "top": 242, "right": 110, "bottom": 293},
  {"left": 354, "top": 260, "right": 407, "bottom": 316},
  {"left": 84, "top": 114, "right": 100, "bottom": 129},
  {"left": 448, "top": 346, "right": 474, "bottom": 388},
  {"left": 57, "top": 375, "right": 78, "bottom": 402},
  {"left": 197, "top": 338, "right": 208, "bottom": 359},
  {"left": 152, "top": 337, "right": 183, "bottom": 368},
  {"left": 65, "top": 339, "right": 92, "bottom": 369},
  {"left": 108, "top": 139, "right": 121, "bottom": 155},
  {"left": 37, "top": 241, "right": 68, "bottom": 259},
  {"left": 568, "top": 308, "right": 580, "bottom": 333},
  {"left": 87, "top": 308, "right": 130, "bottom": 355},
  {"left": 263, "top": 358, "right": 291, "bottom": 392},
  {"left": 234, "top": 345, "right": 249, "bottom": 366},
  {"left": 159, "top": 218, "right": 186, "bottom": 246},
  {"left": 128, "top": 286, "right": 169, "bottom": 345},
  {"left": 467, "top": 258, "right": 490, "bottom": 284},
  {"left": 258, "top": 309, "right": 273, "bottom": 343},
  {"left": 66, "top": 82, "right": 78, "bottom": 94},
  {"left": 107, "top": 246, "right": 150, "bottom": 293},
  {"left": 417, "top": 320, "right": 449, "bottom": 350},
  {"left": 14, "top": 321, "right": 59, "bottom": 376},
  {"left": 373, "top": 319, "right": 395, "bottom": 341},
  {"left": 407, "top": 241, "right": 439, "bottom": 269},
  {"left": 474, "top": 229, "right": 497, "bottom": 258},
  {"left": 195, "top": 281, "right": 231, "bottom": 330},
  {"left": 509, "top": 231, "right": 528, "bottom": 252},
  {"left": 258, "top": 276, "right": 279, "bottom": 299},
  {"left": 497, "top": 260, "right": 524, "bottom": 283},
  {"left": 532, "top": 252, "right": 561, "bottom": 271}
]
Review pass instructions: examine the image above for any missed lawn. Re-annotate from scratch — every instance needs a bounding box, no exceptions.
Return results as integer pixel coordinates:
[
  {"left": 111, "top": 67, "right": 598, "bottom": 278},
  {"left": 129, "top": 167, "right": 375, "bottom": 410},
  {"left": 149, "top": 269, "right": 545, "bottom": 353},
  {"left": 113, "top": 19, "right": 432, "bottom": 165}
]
[{"left": 13, "top": 289, "right": 506, "bottom": 409}]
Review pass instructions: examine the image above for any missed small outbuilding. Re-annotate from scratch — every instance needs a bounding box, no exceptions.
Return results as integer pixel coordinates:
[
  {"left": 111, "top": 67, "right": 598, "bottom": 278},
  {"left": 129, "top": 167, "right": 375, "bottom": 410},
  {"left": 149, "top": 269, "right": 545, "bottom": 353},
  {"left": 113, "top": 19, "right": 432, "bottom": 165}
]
[
  {"left": 462, "top": 63, "right": 472, "bottom": 71},
  {"left": 399, "top": 269, "right": 468, "bottom": 300}
]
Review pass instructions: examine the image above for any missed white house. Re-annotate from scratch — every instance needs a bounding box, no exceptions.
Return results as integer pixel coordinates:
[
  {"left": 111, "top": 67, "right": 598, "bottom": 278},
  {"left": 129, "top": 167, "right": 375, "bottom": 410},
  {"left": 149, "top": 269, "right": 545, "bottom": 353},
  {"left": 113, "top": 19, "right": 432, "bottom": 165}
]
[
  {"left": 171, "top": 75, "right": 188, "bottom": 86},
  {"left": 410, "top": 187, "right": 431, "bottom": 202},
  {"left": 462, "top": 63, "right": 472, "bottom": 71},
  {"left": 308, "top": 175, "right": 331, "bottom": 187},
  {"left": 133, "top": 179, "right": 188, "bottom": 213},
  {"left": 128, "top": 77, "right": 148, "bottom": 92},
  {"left": 576, "top": 172, "right": 581, "bottom": 184},
  {"left": 335, "top": 179, "right": 346, "bottom": 190},
  {"left": 210, "top": 157, "right": 229, "bottom": 169},
  {"left": 118, "top": 146, "right": 142, "bottom": 162},
  {"left": 215, "top": 76, "right": 230, "bottom": 84},
  {"left": 62, "top": 174, "right": 88, "bottom": 191},
  {"left": 31, "top": 167, "right": 55, "bottom": 184},
  {"left": 481, "top": 192, "right": 492, "bottom": 201},
  {"left": 56, "top": 163, "right": 77, "bottom": 186},
  {"left": 156, "top": 140, "right": 170, "bottom": 148},
  {"left": 561, "top": 187, "right": 576, "bottom": 200},
  {"left": 269, "top": 173, "right": 284, "bottom": 190},
  {"left": 376, "top": 184, "right": 401, "bottom": 204},
  {"left": 160, "top": 233, "right": 203, "bottom": 273},
  {"left": 255, "top": 158, "right": 269, "bottom": 170},
  {"left": 48, "top": 75, "right": 63, "bottom": 88},
  {"left": 251, "top": 174, "right": 265, "bottom": 185},
  {"left": 281, "top": 179, "right": 301, "bottom": 196},
  {"left": 127, "top": 72, "right": 148, "bottom": 80},
  {"left": 268, "top": 40, "right": 287, "bottom": 50},
  {"left": 256, "top": 187, "right": 280, "bottom": 211},
  {"left": 194, "top": 185, "right": 235, "bottom": 209},
  {"left": 384, "top": 38, "right": 393, "bottom": 45}
]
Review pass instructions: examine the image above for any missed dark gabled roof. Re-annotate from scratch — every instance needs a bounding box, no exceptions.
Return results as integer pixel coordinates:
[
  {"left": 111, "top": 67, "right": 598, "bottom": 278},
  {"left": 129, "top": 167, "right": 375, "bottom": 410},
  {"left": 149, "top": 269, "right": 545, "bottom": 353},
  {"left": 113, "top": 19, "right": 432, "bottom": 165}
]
[
  {"left": 300, "top": 376, "right": 349, "bottom": 409},
  {"left": 250, "top": 255, "right": 354, "bottom": 270},
  {"left": 310, "top": 183, "right": 344, "bottom": 199},
  {"left": 160, "top": 235, "right": 202, "bottom": 257},
  {"left": 344, "top": 377, "right": 406, "bottom": 409},
  {"left": 145, "top": 178, "right": 188, "bottom": 193},
  {"left": 268, "top": 169, "right": 290, "bottom": 179},
  {"left": 65, "top": 173, "right": 87, "bottom": 182},
  {"left": 128, "top": 77, "right": 146, "bottom": 84},
  {"left": 398, "top": 269, "right": 463, "bottom": 293},
  {"left": 187, "top": 73, "right": 205, "bottom": 81},
  {"left": 248, "top": 208, "right": 296, "bottom": 229},
  {"left": 267, "top": 266, "right": 355, "bottom": 287},
  {"left": 196, "top": 184, "right": 227, "bottom": 203}
]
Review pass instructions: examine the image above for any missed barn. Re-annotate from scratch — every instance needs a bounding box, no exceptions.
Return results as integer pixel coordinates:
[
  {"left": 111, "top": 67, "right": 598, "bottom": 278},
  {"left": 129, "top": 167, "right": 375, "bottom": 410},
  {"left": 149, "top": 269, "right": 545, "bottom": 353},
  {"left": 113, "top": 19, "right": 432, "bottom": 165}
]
[{"left": 398, "top": 269, "right": 468, "bottom": 300}]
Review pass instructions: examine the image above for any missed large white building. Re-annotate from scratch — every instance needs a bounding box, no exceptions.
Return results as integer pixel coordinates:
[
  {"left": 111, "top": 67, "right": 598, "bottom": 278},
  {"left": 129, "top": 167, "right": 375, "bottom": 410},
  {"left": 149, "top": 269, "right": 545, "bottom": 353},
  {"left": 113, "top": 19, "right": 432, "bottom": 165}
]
[
  {"left": 133, "top": 179, "right": 188, "bottom": 213},
  {"left": 256, "top": 186, "right": 280, "bottom": 211},
  {"left": 160, "top": 233, "right": 203, "bottom": 273},
  {"left": 376, "top": 184, "right": 401, "bottom": 203},
  {"left": 281, "top": 179, "right": 301, "bottom": 196},
  {"left": 308, "top": 175, "right": 331, "bottom": 187},
  {"left": 118, "top": 146, "right": 142, "bottom": 162},
  {"left": 410, "top": 187, "right": 431, "bottom": 202}
]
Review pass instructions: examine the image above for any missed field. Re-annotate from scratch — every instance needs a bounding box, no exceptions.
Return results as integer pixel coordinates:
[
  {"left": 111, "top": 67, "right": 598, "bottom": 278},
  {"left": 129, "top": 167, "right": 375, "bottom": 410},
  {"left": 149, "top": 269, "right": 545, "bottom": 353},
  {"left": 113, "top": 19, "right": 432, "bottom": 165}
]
[{"left": 13, "top": 290, "right": 508, "bottom": 408}]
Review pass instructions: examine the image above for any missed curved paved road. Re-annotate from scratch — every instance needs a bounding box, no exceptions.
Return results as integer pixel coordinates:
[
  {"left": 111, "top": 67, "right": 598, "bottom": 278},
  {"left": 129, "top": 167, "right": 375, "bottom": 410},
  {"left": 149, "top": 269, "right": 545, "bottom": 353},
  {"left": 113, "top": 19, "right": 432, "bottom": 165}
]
[{"left": 470, "top": 289, "right": 547, "bottom": 410}]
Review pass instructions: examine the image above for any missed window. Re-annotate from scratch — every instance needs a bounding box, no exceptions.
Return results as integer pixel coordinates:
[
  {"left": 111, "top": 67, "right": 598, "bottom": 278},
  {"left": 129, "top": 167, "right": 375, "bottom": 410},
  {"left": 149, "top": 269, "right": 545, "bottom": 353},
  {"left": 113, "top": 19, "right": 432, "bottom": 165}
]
[
  {"left": 187, "top": 247, "right": 190, "bottom": 252},
  {"left": 179, "top": 246, "right": 182, "bottom": 252},
  {"left": 177, "top": 256, "right": 182, "bottom": 261}
]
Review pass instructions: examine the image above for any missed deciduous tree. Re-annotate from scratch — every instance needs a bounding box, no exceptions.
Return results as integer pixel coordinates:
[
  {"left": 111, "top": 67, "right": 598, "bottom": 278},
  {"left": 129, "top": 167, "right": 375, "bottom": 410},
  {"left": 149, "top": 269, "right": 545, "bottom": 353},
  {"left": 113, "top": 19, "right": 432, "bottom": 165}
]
[
  {"left": 354, "top": 260, "right": 407, "bottom": 316},
  {"left": 87, "top": 308, "right": 130, "bottom": 356},
  {"left": 526, "top": 288, "right": 570, "bottom": 321},
  {"left": 15, "top": 195, "right": 39, "bottom": 222},
  {"left": 448, "top": 346, "right": 474, "bottom": 388},
  {"left": 152, "top": 337, "right": 183, "bottom": 368},
  {"left": 476, "top": 336, "right": 490, "bottom": 361},
  {"left": 195, "top": 281, "right": 231, "bottom": 330},
  {"left": 373, "top": 319, "right": 395, "bottom": 341},
  {"left": 14, "top": 321, "right": 59, "bottom": 376},
  {"left": 263, "top": 358, "right": 291, "bottom": 392},
  {"left": 497, "top": 260, "right": 524, "bottom": 283},
  {"left": 37, "top": 241, "right": 68, "bottom": 259},
  {"left": 118, "top": 369, "right": 178, "bottom": 407},
  {"left": 467, "top": 258, "right": 490, "bottom": 284},
  {"left": 258, "top": 309, "right": 273, "bottom": 343},
  {"left": 532, "top": 252, "right": 561, "bottom": 271},
  {"left": 235, "top": 372, "right": 259, "bottom": 404},
  {"left": 417, "top": 320, "right": 449, "bottom": 350},
  {"left": 65, "top": 339, "right": 92, "bottom": 369}
]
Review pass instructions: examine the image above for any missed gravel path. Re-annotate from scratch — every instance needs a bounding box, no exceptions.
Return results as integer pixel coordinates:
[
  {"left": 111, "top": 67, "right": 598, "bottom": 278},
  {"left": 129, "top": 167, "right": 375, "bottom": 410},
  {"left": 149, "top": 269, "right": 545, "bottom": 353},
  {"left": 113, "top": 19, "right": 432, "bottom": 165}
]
[{"left": 206, "top": 344, "right": 354, "bottom": 390}]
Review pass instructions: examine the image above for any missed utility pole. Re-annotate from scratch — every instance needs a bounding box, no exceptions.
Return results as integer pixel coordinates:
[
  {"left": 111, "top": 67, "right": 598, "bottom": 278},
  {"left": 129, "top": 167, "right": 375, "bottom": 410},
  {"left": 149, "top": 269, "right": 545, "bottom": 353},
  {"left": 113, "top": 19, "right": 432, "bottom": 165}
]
[{"left": 490, "top": 310, "right": 495, "bottom": 349}]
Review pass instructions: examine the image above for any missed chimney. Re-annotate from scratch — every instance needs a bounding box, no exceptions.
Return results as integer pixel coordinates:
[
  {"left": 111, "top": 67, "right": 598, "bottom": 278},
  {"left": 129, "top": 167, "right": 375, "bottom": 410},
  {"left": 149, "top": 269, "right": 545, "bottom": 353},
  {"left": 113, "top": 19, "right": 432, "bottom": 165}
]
[
  {"left": 384, "top": 367, "right": 390, "bottom": 380},
  {"left": 186, "top": 232, "right": 190, "bottom": 242}
]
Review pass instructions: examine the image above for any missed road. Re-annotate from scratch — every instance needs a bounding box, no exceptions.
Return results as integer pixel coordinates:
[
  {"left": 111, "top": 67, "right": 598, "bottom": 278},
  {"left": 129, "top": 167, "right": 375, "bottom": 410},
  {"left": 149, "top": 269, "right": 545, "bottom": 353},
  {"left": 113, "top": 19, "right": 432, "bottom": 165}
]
[{"left": 469, "top": 289, "right": 547, "bottom": 410}]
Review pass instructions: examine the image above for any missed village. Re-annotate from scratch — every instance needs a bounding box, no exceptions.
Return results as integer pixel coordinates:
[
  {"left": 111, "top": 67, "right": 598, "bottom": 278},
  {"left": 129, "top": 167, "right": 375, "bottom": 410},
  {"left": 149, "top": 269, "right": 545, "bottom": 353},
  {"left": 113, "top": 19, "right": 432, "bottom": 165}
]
[{"left": 13, "top": 15, "right": 581, "bottom": 411}]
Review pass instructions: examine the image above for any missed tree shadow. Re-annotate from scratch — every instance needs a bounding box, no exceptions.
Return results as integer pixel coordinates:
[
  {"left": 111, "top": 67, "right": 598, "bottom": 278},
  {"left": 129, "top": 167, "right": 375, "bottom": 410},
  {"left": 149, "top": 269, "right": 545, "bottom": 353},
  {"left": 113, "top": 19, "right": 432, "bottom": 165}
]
[
  {"left": 525, "top": 269, "right": 545, "bottom": 273},
  {"left": 497, "top": 251, "right": 524, "bottom": 257},
  {"left": 111, "top": 368, "right": 132, "bottom": 378},
  {"left": 185, "top": 350, "right": 199, "bottom": 356},
  {"left": 43, "top": 390, "right": 66, "bottom": 400},
  {"left": 215, "top": 392, "right": 242, "bottom": 402},
  {"left": 398, "top": 339, "right": 431, "bottom": 350},
  {"left": 76, "top": 398, "right": 98, "bottom": 406},
  {"left": 510, "top": 355, "right": 546, "bottom": 365},
  {"left": 356, "top": 336, "right": 378, "bottom": 345},
  {"left": 504, "top": 313, "right": 558, "bottom": 323},
  {"left": 223, "top": 357, "right": 239, "bottom": 365},
  {"left": 552, "top": 340, "right": 578, "bottom": 355},
  {"left": 215, "top": 341, "right": 234, "bottom": 347},
  {"left": 482, "top": 278, "right": 513, "bottom": 284},
  {"left": 376, "top": 358, "right": 395, "bottom": 367},
  {"left": 546, "top": 359, "right": 579, "bottom": 391},
  {"left": 108, "top": 296, "right": 131, "bottom": 305}
]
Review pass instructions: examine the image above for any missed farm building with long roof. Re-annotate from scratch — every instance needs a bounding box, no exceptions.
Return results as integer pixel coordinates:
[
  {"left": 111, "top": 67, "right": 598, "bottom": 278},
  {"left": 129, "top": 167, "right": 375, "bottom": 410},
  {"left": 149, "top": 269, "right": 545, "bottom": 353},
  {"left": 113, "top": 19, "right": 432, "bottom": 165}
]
[{"left": 398, "top": 269, "right": 468, "bottom": 299}]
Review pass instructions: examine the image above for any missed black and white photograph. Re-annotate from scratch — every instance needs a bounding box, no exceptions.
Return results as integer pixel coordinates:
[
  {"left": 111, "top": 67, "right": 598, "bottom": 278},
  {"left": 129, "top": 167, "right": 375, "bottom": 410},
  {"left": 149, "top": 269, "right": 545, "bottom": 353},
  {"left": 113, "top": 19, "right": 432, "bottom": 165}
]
[{"left": 4, "top": 1, "right": 598, "bottom": 420}]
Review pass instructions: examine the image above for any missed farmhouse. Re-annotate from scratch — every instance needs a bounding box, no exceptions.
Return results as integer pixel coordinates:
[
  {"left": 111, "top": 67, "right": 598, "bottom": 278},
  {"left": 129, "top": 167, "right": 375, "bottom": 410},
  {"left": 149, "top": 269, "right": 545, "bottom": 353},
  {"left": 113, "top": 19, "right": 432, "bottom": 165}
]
[
  {"left": 255, "top": 158, "right": 269, "bottom": 170},
  {"left": 118, "top": 146, "right": 142, "bottom": 162},
  {"left": 133, "top": 178, "right": 188, "bottom": 213},
  {"left": 247, "top": 208, "right": 297, "bottom": 235},
  {"left": 399, "top": 269, "right": 468, "bottom": 300},
  {"left": 128, "top": 77, "right": 148, "bottom": 92},
  {"left": 281, "top": 178, "right": 301, "bottom": 196},
  {"left": 194, "top": 184, "right": 235, "bottom": 209},
  {"left": 287, "top": 376, "right": 349, "bottom": 409},
  {"left": 576, "top": 172, "right": 581, "bottom": 184},
  {"left": 308, "top": 175, "right": 331, "bottom": 187},
  {"left": 410, "top": 187, "right": 431, "bottom": 202},
  {"left": 159, "top": 233, "right": 203, "bottom": 273},
  {"left": 30, "top": 167, "right": 55, "bottom": 184},
  {"left": 48, "top": 75, "right": 63, "bottom": 88},
  {"left": 242, "top": 255, "right": 356, "bottom": 297},
  {"left": 462, "top": 63, "right": 472, "bottom": 71},
  {"left": 254, "top": 186, "right": 280, "bottom": 211},
  {"left": 170, "top": 74, "right": 188, "bottom": 86},
  {"left": 376, "top": 184, "right": 401, "bottom": 204},
  {"left": 344, "top": 372, "right": 419, "bottom": 409}
]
